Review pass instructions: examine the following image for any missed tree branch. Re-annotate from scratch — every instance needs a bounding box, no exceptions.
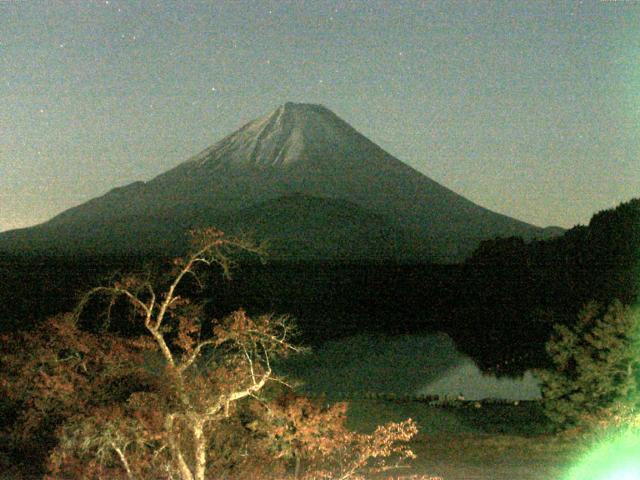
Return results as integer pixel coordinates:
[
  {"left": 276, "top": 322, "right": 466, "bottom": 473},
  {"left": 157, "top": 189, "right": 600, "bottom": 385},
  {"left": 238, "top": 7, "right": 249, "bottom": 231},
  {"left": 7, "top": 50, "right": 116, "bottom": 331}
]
[
  {"left": 177, "top": 339, "right": 217, "bottom": 374},
  {"left": 111, "top": 443, "right": 135, "bottom": 480},
  {"left": 207, "top": 368, "right": 272, "bottom": 418}
]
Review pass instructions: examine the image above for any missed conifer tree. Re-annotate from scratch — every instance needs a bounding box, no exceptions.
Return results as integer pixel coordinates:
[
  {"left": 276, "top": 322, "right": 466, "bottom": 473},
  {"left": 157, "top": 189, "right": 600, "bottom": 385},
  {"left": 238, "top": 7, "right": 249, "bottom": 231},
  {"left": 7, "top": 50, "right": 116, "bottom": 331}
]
[{"left": 538, "top": 300, "right": 640, "bottom": 429}]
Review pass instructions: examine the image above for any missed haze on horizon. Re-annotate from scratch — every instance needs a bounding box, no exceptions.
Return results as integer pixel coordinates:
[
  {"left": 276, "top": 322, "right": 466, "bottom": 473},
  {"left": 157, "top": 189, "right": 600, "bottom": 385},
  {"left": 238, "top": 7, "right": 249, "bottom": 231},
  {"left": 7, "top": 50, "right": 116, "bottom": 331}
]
[{"left": 1, "top": 1, "right": 638, "bottom": 233}]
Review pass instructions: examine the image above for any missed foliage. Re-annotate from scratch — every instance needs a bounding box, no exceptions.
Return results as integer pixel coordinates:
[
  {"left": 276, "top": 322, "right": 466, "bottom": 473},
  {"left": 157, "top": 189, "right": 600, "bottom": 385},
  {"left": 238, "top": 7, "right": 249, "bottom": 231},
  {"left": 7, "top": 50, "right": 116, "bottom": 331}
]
[
  {"left": 0, "top": 312, "right": 156, "bottom": 474},
  {"left": 537, "top": 300, "right": 640, "bottom": 429},
  {"left": 1, "top": 228, "right": 419, "bottom": 479},
  {"left": 576, "top": 402, "right": 640, "bottom": 439},
  {"left": 254, "top": 392, "right": 418, "bottom": 479}
]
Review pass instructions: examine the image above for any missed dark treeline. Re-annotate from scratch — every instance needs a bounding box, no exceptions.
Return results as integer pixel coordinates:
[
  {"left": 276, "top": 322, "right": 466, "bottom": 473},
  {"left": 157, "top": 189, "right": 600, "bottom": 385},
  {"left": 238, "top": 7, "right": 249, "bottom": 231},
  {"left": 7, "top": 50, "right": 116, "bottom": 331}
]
[
  {"left": 1, "top": 198, "right": 638, "bottom": 375},
  {"left": 202, "top": 261, "right": 462, "bottom": 341},
  {"left": 451, "top": 198, "right": 640, "bottom": 373},
  {"left": 0, "top": 254, "right": 459, "bottom": 339},
  {"left": 0, "top": 254, "right": 158, "bottom": 333}
]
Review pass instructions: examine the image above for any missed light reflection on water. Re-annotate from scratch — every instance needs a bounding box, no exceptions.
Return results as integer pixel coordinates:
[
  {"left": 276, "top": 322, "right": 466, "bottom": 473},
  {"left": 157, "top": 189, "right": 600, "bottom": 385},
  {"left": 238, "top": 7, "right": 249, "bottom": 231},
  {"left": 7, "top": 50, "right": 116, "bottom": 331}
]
[{"left": 276, "top": 332, "right": 541, "bottom": 401}]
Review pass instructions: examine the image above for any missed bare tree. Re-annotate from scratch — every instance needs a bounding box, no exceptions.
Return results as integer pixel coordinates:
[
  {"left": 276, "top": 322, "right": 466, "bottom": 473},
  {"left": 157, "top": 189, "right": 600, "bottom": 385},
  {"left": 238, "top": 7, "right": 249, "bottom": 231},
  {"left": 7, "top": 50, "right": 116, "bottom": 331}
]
[{"left": 66, "top": 228, "right": 300, "bottom": 480}]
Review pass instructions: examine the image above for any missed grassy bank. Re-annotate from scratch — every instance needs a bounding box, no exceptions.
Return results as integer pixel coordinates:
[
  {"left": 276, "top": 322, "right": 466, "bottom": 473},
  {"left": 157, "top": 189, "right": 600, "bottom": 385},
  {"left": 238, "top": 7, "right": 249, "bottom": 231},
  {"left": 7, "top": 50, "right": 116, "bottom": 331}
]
[{"left": 344, "top": 399, "right": 581, "bottom": 480}]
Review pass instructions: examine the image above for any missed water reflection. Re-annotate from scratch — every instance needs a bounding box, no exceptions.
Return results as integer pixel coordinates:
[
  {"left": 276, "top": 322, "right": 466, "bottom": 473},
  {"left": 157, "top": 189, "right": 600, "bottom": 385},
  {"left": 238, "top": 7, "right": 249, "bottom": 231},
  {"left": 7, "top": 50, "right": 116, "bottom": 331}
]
[{"left": 276, "top": 332, "right": 541, "bottom": 400}]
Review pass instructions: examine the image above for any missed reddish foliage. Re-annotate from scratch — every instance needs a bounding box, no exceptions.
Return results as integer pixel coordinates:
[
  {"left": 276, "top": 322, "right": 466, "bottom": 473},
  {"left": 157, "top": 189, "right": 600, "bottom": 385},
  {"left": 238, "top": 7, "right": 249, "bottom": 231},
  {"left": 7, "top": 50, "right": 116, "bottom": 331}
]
[
  {"left": 247, "top": 391, "right": 419, "bottom": 479},
  {"left": 1, "top": 229, "right": 420, "bottom": 480}
]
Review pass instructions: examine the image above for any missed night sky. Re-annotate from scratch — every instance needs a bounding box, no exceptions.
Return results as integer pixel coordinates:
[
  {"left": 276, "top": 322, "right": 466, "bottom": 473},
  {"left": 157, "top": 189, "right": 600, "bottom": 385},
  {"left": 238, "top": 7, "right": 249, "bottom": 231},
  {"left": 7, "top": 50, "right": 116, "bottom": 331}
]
[{"left": 2, "top": 1, "right": 638, "bottom": 233}]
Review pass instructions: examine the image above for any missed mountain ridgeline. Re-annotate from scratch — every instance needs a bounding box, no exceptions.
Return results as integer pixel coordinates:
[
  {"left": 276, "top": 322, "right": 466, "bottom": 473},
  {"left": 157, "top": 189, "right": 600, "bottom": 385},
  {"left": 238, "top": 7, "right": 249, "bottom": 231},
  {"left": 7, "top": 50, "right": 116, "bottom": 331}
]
[{"left": 0, "top": 102, "right": 560, "bottom": 262}]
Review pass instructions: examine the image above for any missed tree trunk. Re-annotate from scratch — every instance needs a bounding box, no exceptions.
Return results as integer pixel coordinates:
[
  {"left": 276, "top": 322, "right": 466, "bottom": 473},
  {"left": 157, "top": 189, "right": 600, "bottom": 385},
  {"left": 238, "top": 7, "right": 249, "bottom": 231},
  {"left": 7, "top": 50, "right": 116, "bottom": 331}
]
[
  {"left": 294, "top": 453, "right": 301, "bottom": 479},
  {"left": 166, "top": 414, "right": 195, "bottom": 480},
  {"left": 176, "top": 450, "right": 194, "bottom": 480},
  {"left": 193, "top": 420, "right": 207, "bottom": 480}
]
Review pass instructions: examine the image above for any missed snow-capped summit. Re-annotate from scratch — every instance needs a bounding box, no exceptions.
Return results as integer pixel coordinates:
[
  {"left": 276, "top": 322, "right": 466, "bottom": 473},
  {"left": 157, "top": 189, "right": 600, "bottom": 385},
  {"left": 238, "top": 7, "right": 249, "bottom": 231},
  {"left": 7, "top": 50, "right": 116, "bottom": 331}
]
[
  {"left": 171, "top": 101, "right": 386, "bottom": 175},
  {"left": 183, "top": 102, "right": 349, "bottom": 169}
]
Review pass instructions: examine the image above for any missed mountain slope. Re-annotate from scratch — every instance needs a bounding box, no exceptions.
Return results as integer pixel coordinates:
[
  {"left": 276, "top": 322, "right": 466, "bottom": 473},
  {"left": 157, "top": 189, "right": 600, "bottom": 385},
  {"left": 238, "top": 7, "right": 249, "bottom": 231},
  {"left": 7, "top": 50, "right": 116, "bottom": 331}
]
[
  {"left": 214, "top": 194, "right": 431, "bottom": 262},
  {"left": 0, "top": 102, "right": 556, "bottom": 261}
]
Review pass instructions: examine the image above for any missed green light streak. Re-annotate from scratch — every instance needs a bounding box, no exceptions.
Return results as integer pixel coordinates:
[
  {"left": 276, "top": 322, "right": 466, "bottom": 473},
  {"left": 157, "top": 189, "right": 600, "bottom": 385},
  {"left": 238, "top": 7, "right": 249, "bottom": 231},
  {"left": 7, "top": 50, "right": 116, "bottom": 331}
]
[{"left": 564, "top": 429, "right": 640, "bottom": 480}]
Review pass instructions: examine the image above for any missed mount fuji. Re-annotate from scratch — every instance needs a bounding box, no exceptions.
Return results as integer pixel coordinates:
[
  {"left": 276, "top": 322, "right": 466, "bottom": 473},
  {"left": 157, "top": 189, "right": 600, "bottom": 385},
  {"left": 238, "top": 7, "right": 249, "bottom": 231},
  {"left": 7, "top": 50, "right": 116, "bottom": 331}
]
[{"left": 0, "top": 103, "right": 558, "bottom": 262}]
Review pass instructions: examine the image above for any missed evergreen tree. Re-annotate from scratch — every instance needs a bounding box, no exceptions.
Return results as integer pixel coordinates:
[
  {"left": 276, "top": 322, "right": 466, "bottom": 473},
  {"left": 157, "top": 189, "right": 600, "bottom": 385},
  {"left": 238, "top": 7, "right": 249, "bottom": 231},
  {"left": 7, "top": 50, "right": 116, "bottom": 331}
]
[{"left": 538, "top": 300, "right": 640, "bottom": 429}]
